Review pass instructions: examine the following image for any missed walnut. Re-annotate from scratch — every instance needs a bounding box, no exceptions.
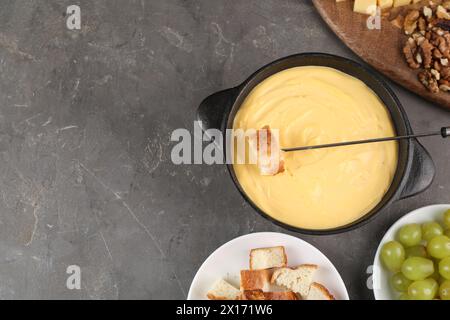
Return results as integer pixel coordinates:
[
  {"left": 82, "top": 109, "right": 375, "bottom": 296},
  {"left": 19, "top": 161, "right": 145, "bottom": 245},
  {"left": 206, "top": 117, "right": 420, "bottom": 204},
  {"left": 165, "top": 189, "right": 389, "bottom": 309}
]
[
  {"left": 404, "top": 10, "right": 420, "bottom": 34},
  {"left": 430, "top": 27, "right": 448, "bottom": 44},
  {"left": 436, "top": 40, "right": 450, "bottom": 57},
  {"left": 418, "top": 70, "right": 440, "bottom": 93},
  {"left": 436, "top": 28, "right": 445, "bottom": 36},
  {"left": 403, "top": 40, "right": 421, "bottom": 69},
  {"left": 437, "top": 35, "right": 450, "bottom": 58},
  {"left": 444, "top": 32, "right": 450, "bottom": 44},
  {"left": 435, "top": 60, "right": 442, "bottom": 71},
  {"left": 441, "top": 66, "right": 450, "bottom": 79},
  {"left": 437, "top": 5, "right": 450, "bottom": 20},
  {"left": 434, "top": 48, "right": 443, "bottom": 59},
  {"left": 431, "top": 68, "right": 441, "bottom": 80},
  {"left": 415, "top": 34, "right": 426, "bottom": 45},
  {"left": 429, "top": 31, "right": 440, "bottom": 46},
  {"left": 420, "top": 38, "right": 434, "bottom": 68},
  {"left": 419, "top": 17, "right": 427, "bottom": 33},
  {"left": 424, "top": 6, "right": 433, "bottom": 20},
  {"left": 439, "top": 79, "right": 450, "bottom": 91}
]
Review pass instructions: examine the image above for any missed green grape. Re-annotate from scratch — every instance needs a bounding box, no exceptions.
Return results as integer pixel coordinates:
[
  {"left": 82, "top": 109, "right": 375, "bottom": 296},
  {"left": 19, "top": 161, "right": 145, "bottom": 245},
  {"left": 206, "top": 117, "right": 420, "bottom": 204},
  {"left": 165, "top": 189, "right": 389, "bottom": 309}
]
[
  {"left": 405, "top": 245, "right": 428, "bottom": 258},
  {"left": 439, "top": 257, "right": 450, "bottom": 280},
  {"left": 444, "top": 210, "right": 450, "bottom": 229},
  {"left": 427, "top": 235, "right": 450, "bottom": 259},
  {"left": 440, "top": 280, "right": 450, "bottom": 300},
  {"left": 408, "top": 278, "right": 438, "bottom": 300},
  {"left": 401, "top": 257, "right": 434, "bottom": 281},
  {"left": 391, "top": 272, "right": 413, "bottom": 292},
  {"left": 398, "top": 293, "right": 410, "bottom": 300},
  {"left": 381, "top": 241, "right": 405, "bottom": 272},
  {"left": 422, "top": 222, "right": 443, "bottom": 242},
  {"left": 398, "top": 224, "right": 422, "bottom": 247},
  {"left": 445, "top": 229, "right": 450, "bottom": 238}
]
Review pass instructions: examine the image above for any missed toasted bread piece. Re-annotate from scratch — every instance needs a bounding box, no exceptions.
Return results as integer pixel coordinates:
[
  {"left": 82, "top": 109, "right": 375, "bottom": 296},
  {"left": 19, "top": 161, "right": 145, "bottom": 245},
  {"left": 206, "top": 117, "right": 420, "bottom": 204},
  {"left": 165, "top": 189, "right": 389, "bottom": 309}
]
[
  {"left": 240, "top": 269, "right": 272, "bottom": 291},
  {"left": 250, "top": 246, "right": 287, "bottom": 270},
  {"left": 240, "top": 290, "right": 298, "bottom": 301},
  {"left": 271, "top": 264, "right": 318, "bottom": 298},
  {"left": 265, "top": 291, "right": 299, "bottom": 300},
  {"left": 248, "top": 126, "right": 285, "bottom": 176},
  {"left": 306, "top": 282, "right": 335, "bottom": 300},
  {"left": 239, "top": 290, "right": 266, "bottom": 300},
  {"left": 207, "top": 279, "right": 240, "bottom": 300}
]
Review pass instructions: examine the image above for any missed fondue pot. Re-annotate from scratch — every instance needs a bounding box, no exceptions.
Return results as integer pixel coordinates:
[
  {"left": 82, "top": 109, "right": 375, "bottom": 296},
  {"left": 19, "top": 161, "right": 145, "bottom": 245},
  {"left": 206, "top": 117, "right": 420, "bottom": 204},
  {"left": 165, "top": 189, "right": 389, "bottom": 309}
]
[{"left": 197, "top": 53, "right": 435, "bottom": 235}]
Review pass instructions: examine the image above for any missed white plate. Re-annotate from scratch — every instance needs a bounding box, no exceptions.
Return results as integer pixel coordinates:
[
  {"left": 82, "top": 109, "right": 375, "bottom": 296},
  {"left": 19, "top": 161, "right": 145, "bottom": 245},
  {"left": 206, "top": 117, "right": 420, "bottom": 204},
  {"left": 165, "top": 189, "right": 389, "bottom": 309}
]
[
  {"left": 188, "top": 232, "right": 349, "bottom": 300},
  {"left": 373, "top": 204, "right": 450, "bottom": 300}
]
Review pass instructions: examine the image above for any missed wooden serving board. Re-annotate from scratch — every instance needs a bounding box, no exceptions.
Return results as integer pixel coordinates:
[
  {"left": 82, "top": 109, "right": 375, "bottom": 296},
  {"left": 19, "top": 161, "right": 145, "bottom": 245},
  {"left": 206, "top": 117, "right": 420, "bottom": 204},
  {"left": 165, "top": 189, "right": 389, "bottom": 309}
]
[{"left": 313, "top": 0, "right": 450, "bottom": 110}]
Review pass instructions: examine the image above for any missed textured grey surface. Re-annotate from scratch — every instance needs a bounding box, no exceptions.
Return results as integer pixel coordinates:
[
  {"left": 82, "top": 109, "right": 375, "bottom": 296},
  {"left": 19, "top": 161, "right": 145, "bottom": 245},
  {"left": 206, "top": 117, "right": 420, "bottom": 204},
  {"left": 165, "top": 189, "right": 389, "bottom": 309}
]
[{"left": 0, "top": 0, "right": 448, "bottom": 300}]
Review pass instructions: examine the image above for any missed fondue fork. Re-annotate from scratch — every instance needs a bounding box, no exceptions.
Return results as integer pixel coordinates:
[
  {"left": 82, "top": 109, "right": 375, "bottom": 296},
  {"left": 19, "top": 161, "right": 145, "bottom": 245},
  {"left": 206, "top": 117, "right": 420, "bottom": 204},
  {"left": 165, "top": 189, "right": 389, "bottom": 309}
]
[{"left": 282, "top": 127, "right": 450, "bottom": 153}]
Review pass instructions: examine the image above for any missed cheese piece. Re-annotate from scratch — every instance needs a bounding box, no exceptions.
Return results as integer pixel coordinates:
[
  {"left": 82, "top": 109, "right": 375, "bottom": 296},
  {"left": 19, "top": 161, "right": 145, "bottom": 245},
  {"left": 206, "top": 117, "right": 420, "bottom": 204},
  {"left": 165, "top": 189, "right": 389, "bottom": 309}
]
[
  {"left": 378, "top": 0, "right": 394, "bottom": 10},
  {"left": 393, "top": 0, "right": 412, "bottom": 7},
  {"left": 354, "top": 0, "right": 377, "bottom": 16}
]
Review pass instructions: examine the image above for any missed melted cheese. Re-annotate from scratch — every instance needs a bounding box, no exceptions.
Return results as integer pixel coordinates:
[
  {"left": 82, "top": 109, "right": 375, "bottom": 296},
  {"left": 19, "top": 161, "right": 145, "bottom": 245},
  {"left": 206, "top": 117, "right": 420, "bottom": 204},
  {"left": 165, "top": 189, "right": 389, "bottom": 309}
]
[{"left": 233, "top": 66, "right": 398, "bottom": 230}]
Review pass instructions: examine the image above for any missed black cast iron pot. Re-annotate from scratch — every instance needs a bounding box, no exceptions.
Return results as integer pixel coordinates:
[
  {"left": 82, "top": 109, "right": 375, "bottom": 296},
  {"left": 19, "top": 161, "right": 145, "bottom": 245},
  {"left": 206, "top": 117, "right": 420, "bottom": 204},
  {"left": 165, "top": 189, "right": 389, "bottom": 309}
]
[{"left": 197, "top": 53, "right": 435, "bottom": 235}]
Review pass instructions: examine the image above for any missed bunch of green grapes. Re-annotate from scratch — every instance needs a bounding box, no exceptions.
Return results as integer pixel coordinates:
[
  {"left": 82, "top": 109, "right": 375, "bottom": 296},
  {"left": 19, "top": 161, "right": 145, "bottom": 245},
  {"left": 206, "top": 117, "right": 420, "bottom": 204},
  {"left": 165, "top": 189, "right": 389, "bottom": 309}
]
[{"left": 380, "top": 209, "right": 450, "bottom": 300}]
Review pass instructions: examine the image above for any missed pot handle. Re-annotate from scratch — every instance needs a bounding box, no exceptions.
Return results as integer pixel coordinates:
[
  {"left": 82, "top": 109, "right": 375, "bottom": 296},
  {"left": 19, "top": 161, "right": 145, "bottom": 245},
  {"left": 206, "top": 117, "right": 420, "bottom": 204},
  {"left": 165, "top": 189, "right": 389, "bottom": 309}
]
[
  {"left": 197, "top": 87, "right": 238, "bottom": 134},
  {"left": 399, "top": 139, "right": 435, "bottom": 200}
]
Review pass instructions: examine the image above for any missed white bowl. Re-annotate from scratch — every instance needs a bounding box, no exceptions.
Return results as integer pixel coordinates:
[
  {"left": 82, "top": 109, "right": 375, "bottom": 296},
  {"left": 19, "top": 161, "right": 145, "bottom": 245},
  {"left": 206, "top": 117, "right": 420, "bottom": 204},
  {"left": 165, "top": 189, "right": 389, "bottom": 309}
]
[
  {"left": 188, "top": 232, "right": 349, "bottom": 300},
  {"left": 373, "top": 204, "right": 450, "bottom": 300}
]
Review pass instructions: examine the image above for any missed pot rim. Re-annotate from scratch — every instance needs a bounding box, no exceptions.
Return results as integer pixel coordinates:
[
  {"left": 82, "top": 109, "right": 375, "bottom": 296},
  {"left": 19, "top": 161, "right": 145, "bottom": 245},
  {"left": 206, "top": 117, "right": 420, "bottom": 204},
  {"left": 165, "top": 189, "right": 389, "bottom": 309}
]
[{"left": 223, "top": 52, "right": 415, "bottom": 235}]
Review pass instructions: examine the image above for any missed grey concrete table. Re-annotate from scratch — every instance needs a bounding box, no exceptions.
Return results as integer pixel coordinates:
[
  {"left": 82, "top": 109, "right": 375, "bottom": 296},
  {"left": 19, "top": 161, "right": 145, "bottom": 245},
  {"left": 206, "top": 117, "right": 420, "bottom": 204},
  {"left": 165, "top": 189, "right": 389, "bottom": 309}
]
[{"left": 0, "top": 0, "right": 449, "bottom": 300}]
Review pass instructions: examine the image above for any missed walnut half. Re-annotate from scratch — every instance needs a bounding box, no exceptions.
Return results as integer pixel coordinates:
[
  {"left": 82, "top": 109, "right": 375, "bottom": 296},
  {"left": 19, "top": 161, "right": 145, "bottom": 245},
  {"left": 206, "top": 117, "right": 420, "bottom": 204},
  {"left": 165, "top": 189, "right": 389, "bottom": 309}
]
[
  {"left": 404, "top": 10, "right": 420, "bottom": 35},
  {"left": 419, "top": 70, "right": 439, "bottom": 93}
]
